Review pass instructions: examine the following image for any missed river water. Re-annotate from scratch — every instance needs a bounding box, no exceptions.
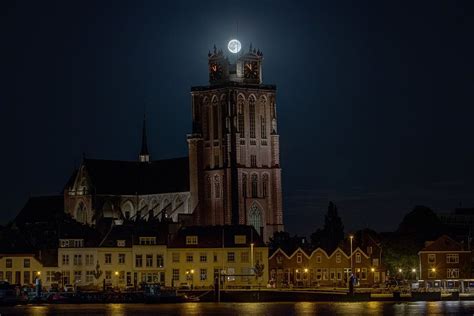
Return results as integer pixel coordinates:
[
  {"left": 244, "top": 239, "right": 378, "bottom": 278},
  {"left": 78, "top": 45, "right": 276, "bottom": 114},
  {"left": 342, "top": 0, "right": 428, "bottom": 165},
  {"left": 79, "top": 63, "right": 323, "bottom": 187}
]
[{"left": 1, "top": 301, "right": 474, "bottom": 315}]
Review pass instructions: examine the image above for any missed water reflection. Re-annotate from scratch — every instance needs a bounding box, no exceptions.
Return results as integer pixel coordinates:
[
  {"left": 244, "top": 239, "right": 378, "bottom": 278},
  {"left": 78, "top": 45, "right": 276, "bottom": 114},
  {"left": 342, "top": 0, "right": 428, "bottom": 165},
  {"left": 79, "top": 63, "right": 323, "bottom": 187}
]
[{"left": 1, "top": 301, "right": 474, "bottom": 316}]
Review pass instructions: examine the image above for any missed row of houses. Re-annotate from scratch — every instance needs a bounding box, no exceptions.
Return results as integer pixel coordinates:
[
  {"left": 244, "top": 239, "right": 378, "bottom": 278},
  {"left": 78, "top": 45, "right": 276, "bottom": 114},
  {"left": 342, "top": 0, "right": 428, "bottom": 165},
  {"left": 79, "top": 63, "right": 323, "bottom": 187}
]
[
  {"left": 268, "top": 231, "right": 386, "bottom": 288},
  {"left": 0, "top": 224, "right": 268, "bottom": 290}
]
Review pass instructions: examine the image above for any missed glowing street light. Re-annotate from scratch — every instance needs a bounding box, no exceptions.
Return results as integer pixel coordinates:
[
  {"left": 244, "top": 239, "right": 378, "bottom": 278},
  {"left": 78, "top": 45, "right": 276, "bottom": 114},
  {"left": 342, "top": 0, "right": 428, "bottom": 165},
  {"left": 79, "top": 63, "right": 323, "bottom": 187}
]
[
  {"left": 399, "top": 268, "right": 402, "bottom": 273},
  {"left": 412, "top": 268, "right": 416, "bottom": 273},
  {"left": 371, "top": 268, "right": 375, "bottom": 273}
]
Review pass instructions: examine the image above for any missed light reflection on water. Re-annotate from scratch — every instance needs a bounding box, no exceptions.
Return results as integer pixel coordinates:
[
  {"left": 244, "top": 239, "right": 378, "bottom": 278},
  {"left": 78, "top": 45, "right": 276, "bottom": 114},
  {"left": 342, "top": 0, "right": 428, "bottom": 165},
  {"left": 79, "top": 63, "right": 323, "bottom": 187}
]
[{"left": 1, "top": 301, "right": 474, "bottom": 316}]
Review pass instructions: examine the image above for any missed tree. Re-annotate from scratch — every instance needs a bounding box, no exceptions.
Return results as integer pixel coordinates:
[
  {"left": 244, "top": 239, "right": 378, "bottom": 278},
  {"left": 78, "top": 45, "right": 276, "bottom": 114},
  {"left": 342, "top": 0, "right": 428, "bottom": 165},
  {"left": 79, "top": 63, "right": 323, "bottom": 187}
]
[{"left": 311, "top": 201, "right": 345, "bottom": 253}]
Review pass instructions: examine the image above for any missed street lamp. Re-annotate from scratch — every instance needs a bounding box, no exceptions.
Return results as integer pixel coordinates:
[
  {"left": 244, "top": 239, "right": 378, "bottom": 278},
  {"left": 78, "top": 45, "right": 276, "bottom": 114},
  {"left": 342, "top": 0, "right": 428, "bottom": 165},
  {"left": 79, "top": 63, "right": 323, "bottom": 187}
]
[
  {"left": 349, "top": 235, "right": 354, "bottom": 275},
  {"left": 115, "top": 271, "right": 119, "bottom": 290}
]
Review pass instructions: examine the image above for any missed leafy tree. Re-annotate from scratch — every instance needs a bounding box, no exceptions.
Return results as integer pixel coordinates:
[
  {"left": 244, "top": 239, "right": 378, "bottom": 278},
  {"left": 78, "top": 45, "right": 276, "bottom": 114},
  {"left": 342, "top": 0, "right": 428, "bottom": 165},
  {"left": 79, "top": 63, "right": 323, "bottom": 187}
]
[{"left": 311, "top": 201, "right": 345, "bottom": 253}]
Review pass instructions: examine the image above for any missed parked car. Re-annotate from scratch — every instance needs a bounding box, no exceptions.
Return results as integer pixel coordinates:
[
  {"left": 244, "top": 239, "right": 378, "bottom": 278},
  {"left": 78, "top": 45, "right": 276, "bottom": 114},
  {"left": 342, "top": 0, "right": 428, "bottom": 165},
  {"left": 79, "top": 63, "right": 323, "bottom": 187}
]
[{"left": 63, "top": 284, "right": 74, "bottom": 292}]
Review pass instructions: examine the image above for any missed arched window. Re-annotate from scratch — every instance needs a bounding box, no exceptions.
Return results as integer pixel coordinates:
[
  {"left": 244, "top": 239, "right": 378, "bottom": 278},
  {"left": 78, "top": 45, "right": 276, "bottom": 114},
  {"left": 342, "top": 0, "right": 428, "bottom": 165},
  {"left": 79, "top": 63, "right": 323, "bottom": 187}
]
[
  {"left": 251, "top": 174, "right": 258, "bottom": 198},
  {"left": 102, "top": 200, "right": 114, "bottom": 218},
  {"left": 76, "top": 202, "right": 87, "bottom": 224},
  {"left": 214, "top": 175, "right": 221, "bottom": 198},
  {"left": 260, "top": 96, "right": 267, "bottom": 139},
  {"left": 206, "top": 176, "right": 212, "bottom": 199},
  {"left": 122, "top": 201, "right": 135, "bottom": 220},
  {"left": 242, "top": 174, "right": 247, "bottom": 197},
  {"left": 238, "top": 95, "right": 245, "bottom": 136},
  {"left": 203, "top": 98, "right": 210, "bottom": 140},
  {"left": 248, "top": 204, "right": 262, "bottom": 230},
  {"left": 212, "top": 97, "right": 219, "bottom": 140},
  {"left": 249, "top": 96, "right": 256, "bottom": 138},
  {"left": 262, "top": 174, "right": 269, "bottom": 197}
]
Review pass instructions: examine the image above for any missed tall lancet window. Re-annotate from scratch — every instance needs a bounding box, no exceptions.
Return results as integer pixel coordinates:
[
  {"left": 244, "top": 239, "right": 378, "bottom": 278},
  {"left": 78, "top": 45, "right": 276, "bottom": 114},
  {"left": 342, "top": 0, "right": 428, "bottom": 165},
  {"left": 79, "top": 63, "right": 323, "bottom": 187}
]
[
  {"left": 238, "top": 95, "right": 245, "bottom": 137},
  {"left": 214, "top": 175, "right": 221, "bottom": 198},
  {"left": 249, "top": 96, "right": 256, "bottom": 138},
  {"left": 262, "top": 174, "right": 268, "bottom": 197},
  {"left": 206, "top": 176, "right": 212, "bottom": 199},
  {"left": 203, "top": 103, "right": 210, "bottom": 140},
  {"left": 248, "top": 204, "right": 262, "bottom": 231},
  {"left": 260, "top": 96, "right": 267, "bottom": 139},
  {"left": 212, "top": 98, "right": 219, "bottom": 140},
  {"left": 251, "top": 174, "right": 258, "bottom": 198},
  {"left": 76, "top": 202, "right": 87, "bottom": 224},
  {"left": 242, "top": 174, "right": 247, "bottom": 197}
]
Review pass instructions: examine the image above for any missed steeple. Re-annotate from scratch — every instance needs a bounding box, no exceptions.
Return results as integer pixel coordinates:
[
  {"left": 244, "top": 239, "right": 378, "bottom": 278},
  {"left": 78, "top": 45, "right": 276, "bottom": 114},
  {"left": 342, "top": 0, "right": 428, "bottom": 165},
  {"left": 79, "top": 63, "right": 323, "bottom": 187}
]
[{"left": 139, "top": 115, "right": 150, "bottom": 162}]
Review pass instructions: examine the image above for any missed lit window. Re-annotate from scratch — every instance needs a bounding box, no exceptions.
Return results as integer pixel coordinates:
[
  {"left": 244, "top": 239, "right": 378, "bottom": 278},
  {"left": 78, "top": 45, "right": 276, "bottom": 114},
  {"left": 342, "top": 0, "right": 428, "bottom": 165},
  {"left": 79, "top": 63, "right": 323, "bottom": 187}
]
[
  {"left": 186, "top": 236, "right": 198, "bottom": 245},
  {"left": 146, "top": 255, "right": 153, "bottom": 267},
  {"left": 118, "top": 254, "right": 125, "bottom": 264},
  {"left": 117, "top": 240, "right": 126, "bottom": 247},
  {"left": 139, "top": 237, "right": 156, "bottom": 245},
  {"left": 297, "top": 253, "right": 302, "bottom": 263},
  {"left": 104, "top": 254, "right": 111, "bottom": 264},
  {"left": 446, "top": 254, "right": 459, "bottom": 263},
  {"left": 135, "top": 255, "right": 143, "bottom": 267},
  {"left": 200, "top": 268, "right": 207, "bottom": 281},
  {"left": 157, "top": 254, "right": 164, "bottom": 268}
]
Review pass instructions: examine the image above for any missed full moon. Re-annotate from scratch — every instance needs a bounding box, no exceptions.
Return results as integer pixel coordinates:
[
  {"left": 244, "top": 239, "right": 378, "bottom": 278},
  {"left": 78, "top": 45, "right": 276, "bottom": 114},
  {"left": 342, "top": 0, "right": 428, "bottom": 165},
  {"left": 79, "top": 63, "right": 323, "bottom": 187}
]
[{"left": 228, "top": 39, "right": 242, "bottom": 54}]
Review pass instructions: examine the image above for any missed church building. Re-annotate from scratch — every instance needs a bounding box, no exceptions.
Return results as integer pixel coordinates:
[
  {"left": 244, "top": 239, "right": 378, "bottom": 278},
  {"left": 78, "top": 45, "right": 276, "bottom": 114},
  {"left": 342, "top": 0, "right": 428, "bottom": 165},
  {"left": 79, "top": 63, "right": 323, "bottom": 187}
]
[
  {"left": 188, "top": 44, "right": 284, "bottom": 241},
  {"left": 60, "top": 42, "right": 284, "bottom": 242}
]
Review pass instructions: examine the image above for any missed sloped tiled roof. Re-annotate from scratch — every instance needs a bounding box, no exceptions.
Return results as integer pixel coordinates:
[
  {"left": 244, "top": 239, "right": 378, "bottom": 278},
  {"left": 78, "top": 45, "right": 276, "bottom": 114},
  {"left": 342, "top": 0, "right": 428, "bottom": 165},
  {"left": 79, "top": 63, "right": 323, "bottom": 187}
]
[
  {"left": 82, "top": 157, "right": 189, "bottom": 195},
  {"left": 168, "top": 225, "right": 266, "bottom": 248},
  {"left": 420, "top": 235, "right": 465, "bottom": 252},
  {"left": 98, "top": 223, "right": 169, "bottom": 247},
  {"left": 13, "top": 195, "right": 64, "bottom": 226}
]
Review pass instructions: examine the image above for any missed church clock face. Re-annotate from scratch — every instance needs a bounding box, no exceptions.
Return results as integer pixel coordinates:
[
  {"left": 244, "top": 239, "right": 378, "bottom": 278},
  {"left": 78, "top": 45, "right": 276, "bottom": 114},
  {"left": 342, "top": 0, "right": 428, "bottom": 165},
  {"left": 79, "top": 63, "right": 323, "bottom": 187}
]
[
  {"left": 209, "top": 63, "right": 223, "bottom": 81},
  {"left": 244, "top": 61, "right": 259, "bottom": 79}
]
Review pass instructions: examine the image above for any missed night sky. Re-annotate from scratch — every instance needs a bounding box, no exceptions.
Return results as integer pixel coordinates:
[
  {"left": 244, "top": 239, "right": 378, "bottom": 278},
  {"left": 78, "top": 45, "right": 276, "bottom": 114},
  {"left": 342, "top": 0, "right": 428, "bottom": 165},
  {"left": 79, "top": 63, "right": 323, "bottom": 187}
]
[{"left": 2, "top": 0, "right": 474, "bottom": 237}]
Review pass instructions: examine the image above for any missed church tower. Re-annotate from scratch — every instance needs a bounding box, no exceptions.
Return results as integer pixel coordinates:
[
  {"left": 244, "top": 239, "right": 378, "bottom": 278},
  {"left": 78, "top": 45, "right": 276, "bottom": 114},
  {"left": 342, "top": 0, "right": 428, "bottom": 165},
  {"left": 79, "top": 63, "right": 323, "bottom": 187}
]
[{"left": 187, "top": 43, "right": 284, "bottom": 241}]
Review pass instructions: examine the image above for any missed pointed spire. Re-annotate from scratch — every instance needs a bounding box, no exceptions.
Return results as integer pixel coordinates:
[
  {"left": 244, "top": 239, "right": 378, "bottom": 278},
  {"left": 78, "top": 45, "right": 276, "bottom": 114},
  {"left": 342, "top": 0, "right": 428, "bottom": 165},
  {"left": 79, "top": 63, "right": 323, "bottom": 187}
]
[{"left": 139, "top": 115, "right": 150, "bottom": 162}]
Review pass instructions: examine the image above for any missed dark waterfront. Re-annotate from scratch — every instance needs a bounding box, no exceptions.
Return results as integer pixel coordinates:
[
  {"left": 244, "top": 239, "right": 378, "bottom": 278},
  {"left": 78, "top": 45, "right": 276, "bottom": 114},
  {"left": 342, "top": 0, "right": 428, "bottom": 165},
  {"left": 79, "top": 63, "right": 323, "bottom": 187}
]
[{"left": 1, "top": 302, "right": 474, "bottom": 316}]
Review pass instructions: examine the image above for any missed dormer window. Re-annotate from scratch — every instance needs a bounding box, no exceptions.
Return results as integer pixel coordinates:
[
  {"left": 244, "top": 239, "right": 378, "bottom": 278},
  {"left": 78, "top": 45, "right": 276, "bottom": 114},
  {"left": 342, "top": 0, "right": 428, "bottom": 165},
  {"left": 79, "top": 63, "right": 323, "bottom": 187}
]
[
  {"left": 234, "top": 235, "right": 246, "bottom": 244},
  {"left": 117, "top": 240, "right": 126, "bottom": 247},
  {"left": 186, "top": 235, "right": 198, "bottom": 245},
  {"left": 60, "top": 239, "right": 84, "bottom": 248},
  {"left": 139, "top": 237, "right": 156, "bottom": 245}
]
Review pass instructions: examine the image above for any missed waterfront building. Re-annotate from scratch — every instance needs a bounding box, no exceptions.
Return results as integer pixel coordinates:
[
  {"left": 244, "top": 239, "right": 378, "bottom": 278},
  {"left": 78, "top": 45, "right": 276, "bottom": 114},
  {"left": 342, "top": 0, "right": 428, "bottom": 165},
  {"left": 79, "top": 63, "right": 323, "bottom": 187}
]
[
  {"left": 167, "top": 225, "right": 268, "bottom": 288},
  {"left": 269, "top": 232, "right": 385, "bottom": 288},
  {"left": 418, "top": 234, "right": 472, "bottom": 290}
]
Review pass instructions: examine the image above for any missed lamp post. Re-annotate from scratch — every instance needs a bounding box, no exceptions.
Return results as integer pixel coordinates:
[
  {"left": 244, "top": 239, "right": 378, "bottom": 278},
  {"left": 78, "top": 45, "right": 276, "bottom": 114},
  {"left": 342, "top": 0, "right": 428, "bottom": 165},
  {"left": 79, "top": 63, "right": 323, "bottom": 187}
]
[
  {"left": 304, "top": 268, "right": 308, "bottom": 288},
  {"left": 349, "top": 235, "right": 354, "bottom": 276},
  {"left": 115, "top": 271, "right": 119, "bottom": 290},
  {"left": 250, "top": 243, "right": 254, "bottom": 275},
  {"left": 412, "top": 268, "right": 417, "bottom": 281},
  {"left": 371, "top": 268, "right": 375, "bottom": 285},
  {"left": 191, "top": 269, "right": 194, "bottom": 289}
]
